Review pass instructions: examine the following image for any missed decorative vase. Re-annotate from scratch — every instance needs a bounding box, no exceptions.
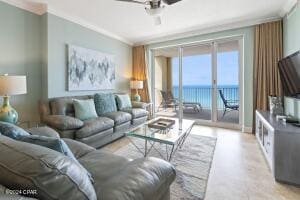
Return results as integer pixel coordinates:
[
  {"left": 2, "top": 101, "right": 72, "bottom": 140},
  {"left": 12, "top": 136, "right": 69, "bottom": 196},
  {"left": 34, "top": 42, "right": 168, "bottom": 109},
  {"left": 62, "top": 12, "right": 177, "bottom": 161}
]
[
  {"left": 269, "top": 96, "right": 283, "bottom": 116},
  {"left": 0, "top": 96, "right": 18, "bottom": 124},
  {"left": 134, "top": 93, "right": 141, "bottom": 102}
]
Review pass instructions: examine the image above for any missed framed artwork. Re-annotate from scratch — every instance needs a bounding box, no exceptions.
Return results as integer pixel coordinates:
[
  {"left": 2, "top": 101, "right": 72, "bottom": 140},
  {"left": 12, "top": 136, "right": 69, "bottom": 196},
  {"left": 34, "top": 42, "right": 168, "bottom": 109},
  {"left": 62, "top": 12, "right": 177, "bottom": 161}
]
[{"left": 68, "top": 45, "right": 115, "bottom": 91}]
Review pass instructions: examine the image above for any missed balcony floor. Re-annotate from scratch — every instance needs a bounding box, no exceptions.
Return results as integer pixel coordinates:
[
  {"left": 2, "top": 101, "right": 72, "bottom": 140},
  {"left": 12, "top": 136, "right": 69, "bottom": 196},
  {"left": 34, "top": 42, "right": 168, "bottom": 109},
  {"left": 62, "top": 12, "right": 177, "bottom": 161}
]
[{"left": 156, "top": 107, "right": 239, "bottom": 124}]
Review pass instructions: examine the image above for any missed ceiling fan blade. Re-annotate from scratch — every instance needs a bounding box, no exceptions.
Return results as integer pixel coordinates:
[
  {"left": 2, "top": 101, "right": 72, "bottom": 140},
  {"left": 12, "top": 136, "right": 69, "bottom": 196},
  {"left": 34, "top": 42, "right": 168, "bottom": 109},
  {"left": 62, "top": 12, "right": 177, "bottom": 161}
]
[
  {"left": 162, "top": 0, "right": 182, "bottom": 5},
  {"left": 115, "top": 0, "right": 146, "bottom": 5}
]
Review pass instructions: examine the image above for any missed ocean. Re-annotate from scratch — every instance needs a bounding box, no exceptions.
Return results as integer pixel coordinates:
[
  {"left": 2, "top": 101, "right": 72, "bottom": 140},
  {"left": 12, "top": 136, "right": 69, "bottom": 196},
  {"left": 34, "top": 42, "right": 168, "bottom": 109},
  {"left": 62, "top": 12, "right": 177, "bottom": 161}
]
[{"left": 172, "top": 85, "right": 239, "bottom": 109}]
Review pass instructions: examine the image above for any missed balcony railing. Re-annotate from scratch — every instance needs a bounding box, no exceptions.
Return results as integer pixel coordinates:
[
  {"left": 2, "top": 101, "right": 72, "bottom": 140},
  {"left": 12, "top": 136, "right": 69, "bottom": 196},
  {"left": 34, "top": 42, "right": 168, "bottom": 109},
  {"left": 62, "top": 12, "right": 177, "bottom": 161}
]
[{"left": 172, "top": 86, "right": 239, "bottom": 109}]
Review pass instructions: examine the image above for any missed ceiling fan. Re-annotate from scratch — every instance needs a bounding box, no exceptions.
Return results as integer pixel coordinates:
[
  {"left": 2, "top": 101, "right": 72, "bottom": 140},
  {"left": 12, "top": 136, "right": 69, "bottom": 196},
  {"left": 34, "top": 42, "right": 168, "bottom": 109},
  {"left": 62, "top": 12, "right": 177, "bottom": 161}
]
[{"left": 116, "top": 0, "right": 183, "bottom": 25}]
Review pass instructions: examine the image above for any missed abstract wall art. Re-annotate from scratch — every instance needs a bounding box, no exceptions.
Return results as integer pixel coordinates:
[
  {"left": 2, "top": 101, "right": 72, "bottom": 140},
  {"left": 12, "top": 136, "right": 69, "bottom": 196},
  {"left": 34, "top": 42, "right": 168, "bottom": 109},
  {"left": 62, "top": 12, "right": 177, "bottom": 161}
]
[{"left": 68, "top": 45, "right": 115, "bottom": 91}]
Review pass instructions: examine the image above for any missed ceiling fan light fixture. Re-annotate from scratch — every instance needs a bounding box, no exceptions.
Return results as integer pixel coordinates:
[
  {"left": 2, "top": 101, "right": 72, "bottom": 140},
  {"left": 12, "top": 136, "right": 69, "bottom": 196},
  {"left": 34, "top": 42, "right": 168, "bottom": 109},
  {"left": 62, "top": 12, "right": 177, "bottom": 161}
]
[
  {"left": 154, "top": 16, "right": 162, "bottom": 25},
  {"left": 145, "top": 6, "right": 165, "bottom": 16}
]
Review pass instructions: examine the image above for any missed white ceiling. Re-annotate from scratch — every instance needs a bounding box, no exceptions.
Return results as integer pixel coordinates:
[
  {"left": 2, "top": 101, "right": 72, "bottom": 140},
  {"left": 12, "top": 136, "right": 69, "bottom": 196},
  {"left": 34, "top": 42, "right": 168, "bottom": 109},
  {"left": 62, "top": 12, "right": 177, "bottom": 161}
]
[{"left": 2, "top": 0, "right": 297, "bottom": 45}]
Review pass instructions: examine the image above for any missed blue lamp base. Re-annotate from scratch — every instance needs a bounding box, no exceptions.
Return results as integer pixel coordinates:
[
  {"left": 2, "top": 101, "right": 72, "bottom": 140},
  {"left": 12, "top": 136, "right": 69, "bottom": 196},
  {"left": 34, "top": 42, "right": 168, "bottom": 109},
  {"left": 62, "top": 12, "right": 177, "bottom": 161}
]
[
  {"left": 0, "top": 96, "right": 18, "bottom": 124},
  {"left": 133, "top": 93, "right": 141, "bottom": 102}
]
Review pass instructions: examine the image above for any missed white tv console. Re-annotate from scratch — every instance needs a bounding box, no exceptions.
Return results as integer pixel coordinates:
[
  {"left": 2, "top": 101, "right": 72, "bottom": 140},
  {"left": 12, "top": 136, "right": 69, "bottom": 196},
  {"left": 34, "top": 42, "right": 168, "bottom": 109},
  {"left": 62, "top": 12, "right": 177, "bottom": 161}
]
[{"left": 255, "top": 110, "right": 300, "bottom": 185}]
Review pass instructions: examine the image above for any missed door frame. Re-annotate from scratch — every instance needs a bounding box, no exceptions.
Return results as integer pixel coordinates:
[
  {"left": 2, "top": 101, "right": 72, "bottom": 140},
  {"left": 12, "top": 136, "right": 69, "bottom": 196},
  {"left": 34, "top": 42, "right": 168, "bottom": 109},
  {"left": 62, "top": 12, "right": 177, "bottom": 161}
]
[{"left": 150, "top": 35, "right": 244, "bottom": 130}]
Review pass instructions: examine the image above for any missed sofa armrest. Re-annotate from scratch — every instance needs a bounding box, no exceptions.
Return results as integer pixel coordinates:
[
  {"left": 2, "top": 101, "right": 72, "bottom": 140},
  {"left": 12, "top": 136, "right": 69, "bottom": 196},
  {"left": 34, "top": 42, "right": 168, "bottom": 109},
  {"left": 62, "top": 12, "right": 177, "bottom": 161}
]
[
  {"left": 27, "top": 126, "right": 60, "bottom": 138},
  {"left": 132, "top": 101, "right": 148, "bottom": 109},
  {"left": 100, "top": 157, "right": 176, "bottom": 200},
  {"left": 43, "top": 115, "right": 84, "bottom": 131},
  {"left": 39, "top": 100, "right": 51, "bottom": 122}
]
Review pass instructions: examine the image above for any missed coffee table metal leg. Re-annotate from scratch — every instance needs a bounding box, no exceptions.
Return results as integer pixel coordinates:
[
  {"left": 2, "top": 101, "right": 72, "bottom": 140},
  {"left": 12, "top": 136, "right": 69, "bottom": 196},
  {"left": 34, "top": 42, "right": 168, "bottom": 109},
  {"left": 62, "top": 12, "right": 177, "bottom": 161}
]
[
  {"left": 144, "top": 139, "right": 147, "bottom": 157},
  {"left": 166, "top": 144, "right": 169, "bottom": 159},
  {"left": 168, "top": 145, "right": 175, "bottom": 161},
  {"left": 179, "top": 125, "right": 193, "bottom": 149}
]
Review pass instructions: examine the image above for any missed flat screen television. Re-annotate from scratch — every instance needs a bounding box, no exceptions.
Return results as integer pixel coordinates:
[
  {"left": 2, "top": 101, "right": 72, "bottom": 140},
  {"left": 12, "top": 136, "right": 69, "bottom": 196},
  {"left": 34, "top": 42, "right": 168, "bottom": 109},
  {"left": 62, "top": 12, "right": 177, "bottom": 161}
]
[{"left": 278, "top": 51, "right": 300, "bottom": 98}]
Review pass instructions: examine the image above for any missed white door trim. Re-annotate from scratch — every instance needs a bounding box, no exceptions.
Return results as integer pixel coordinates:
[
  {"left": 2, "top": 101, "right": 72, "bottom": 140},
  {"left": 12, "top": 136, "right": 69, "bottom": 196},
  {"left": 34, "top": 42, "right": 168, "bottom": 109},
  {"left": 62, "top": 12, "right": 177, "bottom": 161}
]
[{"left": 212, "top": 42, "right": 218, "bottom": 122}]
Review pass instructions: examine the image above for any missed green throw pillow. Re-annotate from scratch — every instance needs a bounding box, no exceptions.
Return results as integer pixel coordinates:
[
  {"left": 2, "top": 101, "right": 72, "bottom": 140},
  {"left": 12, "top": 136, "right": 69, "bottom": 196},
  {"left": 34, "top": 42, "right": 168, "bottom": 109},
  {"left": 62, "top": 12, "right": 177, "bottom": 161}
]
[
  {"left": 94, "top": 93, "right": 117, "bottom": 115},
  {"left": 73, "top": 99, "right": 98, "bottom": 121},
  {"left": 116, "top": 94, "right": 132, "bottom": 110}
]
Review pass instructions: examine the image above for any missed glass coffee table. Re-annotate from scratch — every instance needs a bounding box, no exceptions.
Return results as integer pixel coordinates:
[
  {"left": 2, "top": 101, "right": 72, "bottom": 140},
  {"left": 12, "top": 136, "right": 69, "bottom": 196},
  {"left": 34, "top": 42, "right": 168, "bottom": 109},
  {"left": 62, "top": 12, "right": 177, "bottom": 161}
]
[{"left": 125, "top": 118, "right": 195, "bottom": 161}]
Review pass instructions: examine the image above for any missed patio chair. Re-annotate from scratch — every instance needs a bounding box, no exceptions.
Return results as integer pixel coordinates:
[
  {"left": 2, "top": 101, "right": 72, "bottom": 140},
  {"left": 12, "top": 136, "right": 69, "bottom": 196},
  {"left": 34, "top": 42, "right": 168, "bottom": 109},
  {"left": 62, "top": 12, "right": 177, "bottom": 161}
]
[
  {"left": 159, "top": 90, "right": 178, "bottom": 111},
  {"left": 219, "top": 90, "right": 239, "bottom": 117},
  {"left": 159, "top": 90, "right": 202, "bottom": 112},
  {"left": 167, "top": 91, "right": 202, "bottom": 112}
]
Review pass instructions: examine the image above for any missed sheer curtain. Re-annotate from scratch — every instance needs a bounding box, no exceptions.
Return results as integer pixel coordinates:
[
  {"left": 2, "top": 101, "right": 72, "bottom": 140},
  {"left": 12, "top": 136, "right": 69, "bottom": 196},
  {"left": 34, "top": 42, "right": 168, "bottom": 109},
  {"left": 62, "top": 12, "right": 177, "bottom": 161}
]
[{"left": 132, "top": 45, "right": 150, "bottom": 102}]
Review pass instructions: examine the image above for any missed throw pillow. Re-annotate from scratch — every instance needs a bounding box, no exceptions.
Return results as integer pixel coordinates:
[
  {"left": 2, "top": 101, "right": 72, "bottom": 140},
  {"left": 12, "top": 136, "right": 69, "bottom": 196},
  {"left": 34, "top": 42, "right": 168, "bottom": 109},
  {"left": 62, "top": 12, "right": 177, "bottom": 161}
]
[
  {"left": 0, "top": 121, "right": 30, "bottom": 139},
  {"left": 94, "top": 93, "right": 117, "bottom": 116},
  {"left": 73, "top": 99, "right": 98, "bottom": 121},
  {"left": 116, "top": 94, "right": 132, "bottom": 110},
  {"left": 16, "top": 135, "right": 94, "bottom": 183}
]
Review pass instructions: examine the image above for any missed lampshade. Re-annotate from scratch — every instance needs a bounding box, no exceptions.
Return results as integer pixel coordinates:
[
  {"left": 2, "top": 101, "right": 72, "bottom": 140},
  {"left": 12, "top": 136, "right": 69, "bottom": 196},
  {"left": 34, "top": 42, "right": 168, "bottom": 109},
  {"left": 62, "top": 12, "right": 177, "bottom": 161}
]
[
  {"left": 130, "top": 80, "right": 143, "bottom": 89},
  {"left": 0, "top": 75, "right": 27, "bottom": 96}
]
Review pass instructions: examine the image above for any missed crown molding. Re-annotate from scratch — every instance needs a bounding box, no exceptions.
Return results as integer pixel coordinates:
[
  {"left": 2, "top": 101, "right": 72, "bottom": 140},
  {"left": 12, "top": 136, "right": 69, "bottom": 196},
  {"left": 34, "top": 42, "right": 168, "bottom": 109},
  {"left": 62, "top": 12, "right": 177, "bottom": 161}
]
[
  {"left": 0, "top": 0, "right": 133, "bottom": 45},
  {"left": 136, "top": 16, "right": 281, "bottom": 45},
  {"left": 0, "top": 0, "right": 47, "bottom": 15},
  {"left": 280, "top": 0, "right": 299, "bottom": 17},
  {"left": 1, "top": 0, "right": 297, "bottom": 46}
]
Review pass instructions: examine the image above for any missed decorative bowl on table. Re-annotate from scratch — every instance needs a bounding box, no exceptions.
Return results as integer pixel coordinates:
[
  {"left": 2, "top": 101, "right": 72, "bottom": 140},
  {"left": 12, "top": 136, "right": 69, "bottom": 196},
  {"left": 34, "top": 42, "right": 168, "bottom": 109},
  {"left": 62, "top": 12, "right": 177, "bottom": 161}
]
[{"left": 148, "top": 118, "right": 175, "bottom": 132}]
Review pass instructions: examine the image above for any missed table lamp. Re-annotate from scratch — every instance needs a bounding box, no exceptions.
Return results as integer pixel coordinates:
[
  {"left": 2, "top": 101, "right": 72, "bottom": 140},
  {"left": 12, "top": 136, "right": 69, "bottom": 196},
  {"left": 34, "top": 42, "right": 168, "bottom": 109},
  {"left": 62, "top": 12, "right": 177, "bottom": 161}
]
[
  {"left": 130, "top": 80, "right": 143, "bottom": 102},
  {"left": 0, "top": 74, "right": 27, "bottom": 124}
]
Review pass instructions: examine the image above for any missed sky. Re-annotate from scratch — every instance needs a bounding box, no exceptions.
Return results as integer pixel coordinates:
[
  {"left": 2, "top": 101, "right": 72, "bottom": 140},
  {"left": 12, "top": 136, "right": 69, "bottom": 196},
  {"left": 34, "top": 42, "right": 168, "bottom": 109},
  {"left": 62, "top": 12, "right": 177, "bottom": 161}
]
[{"left": 172, "top": 51, "right": 239, "bottom": 86}]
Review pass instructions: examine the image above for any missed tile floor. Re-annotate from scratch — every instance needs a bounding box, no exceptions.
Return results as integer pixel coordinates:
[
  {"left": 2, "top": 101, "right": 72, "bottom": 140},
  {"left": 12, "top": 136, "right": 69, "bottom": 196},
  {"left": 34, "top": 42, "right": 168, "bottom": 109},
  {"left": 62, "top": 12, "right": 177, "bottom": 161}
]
[
  {"left": 192, "top": 126, "right": 300, "bottom": 200},
  {"left": 104, "top": 125, "right": 300, "bottom": 200}
]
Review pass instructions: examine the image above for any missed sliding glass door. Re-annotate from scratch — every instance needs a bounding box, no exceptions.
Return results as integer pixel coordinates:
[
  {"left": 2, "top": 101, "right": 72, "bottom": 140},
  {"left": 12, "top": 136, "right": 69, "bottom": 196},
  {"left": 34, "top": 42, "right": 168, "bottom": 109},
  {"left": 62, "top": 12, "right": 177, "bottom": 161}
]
[
  {"left": 216, "top": 40, "right": 240, "bottom": 124},
  {"left": 152, "top": 37, "right": 241, "bottom": 126},
  {"left": 181, "top": 44, "right": 213, "bottom": 121}
]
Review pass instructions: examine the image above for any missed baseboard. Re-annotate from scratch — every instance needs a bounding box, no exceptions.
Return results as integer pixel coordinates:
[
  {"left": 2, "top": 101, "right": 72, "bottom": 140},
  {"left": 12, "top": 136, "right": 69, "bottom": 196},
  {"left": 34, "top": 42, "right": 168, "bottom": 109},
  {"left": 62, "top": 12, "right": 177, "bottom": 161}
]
[
  {"left": 242, "top": 126, "right": 253, "bottom": 133},
  {"left": 194, "top": 120, "right": 242, "bottom": 131}
]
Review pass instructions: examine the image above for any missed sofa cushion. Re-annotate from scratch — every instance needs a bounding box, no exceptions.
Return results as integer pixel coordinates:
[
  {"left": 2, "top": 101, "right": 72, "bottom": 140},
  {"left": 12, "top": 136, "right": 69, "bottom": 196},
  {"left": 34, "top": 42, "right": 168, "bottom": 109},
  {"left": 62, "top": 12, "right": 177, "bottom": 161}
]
[
  {"left": 99, "top": 157, "right": 176, "bottom": 200},
  {"left": 103, "top": 111, "right": 132, "bottom": 126},
  {"left": 122, "top": 108, "right": 148, "bottom": 119},
  {"left": 63, "top": 138, "right": 96, "bottom": 159},
  {"left": 79, "top": 150, "right": 130, "bottom": 184},
  {"left": 76, "top": 117, "right": 114, "bottom": 139},
  {"left": 94, "top": 93, "right": 117, "bottom": 115},
  {"left": 115, "top": 94, "right": 132, "bottom": 110},
  {"left": 0, "top": 135, "right": 97, "bottom": 200},
  {"left": 0, "top": 122, "right": 30, "bottom": 139},
  {"left": 43, "top": 115, "right": 84, "bottom": 130},
  {"left": 73, "top": 99, "right": 98, "bottom": 121},
  {"left": 79, "top": 151, "right": 176, "bottom": 200}
]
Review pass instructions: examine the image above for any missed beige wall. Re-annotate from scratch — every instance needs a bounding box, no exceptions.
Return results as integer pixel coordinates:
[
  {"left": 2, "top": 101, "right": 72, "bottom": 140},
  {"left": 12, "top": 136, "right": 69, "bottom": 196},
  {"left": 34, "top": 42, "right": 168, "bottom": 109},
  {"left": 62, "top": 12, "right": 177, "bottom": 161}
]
[
  {"left": 154, "top": 56, "right": 168, "bottom": 108},
  {"left": 167, "top": 58, "right": 172, "bottom": 91}
]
